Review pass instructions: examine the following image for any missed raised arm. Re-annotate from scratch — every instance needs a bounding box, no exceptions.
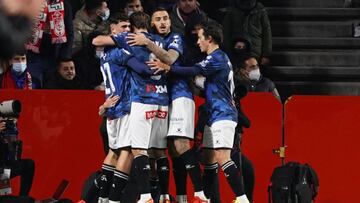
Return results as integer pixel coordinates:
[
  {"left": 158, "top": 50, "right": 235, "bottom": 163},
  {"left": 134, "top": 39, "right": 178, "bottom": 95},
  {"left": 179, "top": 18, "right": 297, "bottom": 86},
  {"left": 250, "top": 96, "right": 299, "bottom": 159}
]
[{"left": 127, "top": 33, "right": 179, "bottom": 65}]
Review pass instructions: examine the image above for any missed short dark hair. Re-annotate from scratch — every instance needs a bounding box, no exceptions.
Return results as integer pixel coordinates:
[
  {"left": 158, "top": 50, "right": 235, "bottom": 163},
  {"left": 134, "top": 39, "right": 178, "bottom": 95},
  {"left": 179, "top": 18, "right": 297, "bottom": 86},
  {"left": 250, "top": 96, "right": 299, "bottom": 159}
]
[
  {"left": 85, "top": 0, "right": 105, "bottom": 12},
  {"left": 152, "top": 7, "right": 168, "bottom": 15},
  {"left": 13, "top": 48, "right": 27, "bottom": 56},
  {"left": 125, "top": 0, "right": 141, "bottom": 5},
  {"left": 109, "top": 12, "right": 129, "bottom": 25},
  {"left": 129, "top": 11, "right": 150, "bottom": 31},
  {"left": 201, "top": 21, "right": 223, "bottom": 45}
]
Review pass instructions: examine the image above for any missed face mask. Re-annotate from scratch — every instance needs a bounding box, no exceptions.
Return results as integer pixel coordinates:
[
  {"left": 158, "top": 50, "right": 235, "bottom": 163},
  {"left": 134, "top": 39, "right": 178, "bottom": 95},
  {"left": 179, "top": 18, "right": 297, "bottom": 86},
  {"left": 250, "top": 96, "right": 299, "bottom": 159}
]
[
  {"left": 99, "top": 9, "right": 110, "bottom": 21},
  {"left": 12, "top": 62, "right": 27, "bottom": 74},
  {"left": 233, "top": 48, "right": 247, "bottom": 58},
  {"left": 248, "top": 68, "right": 261, "bottom": 81},
  {"left": 95, "top": 50, "right": 104, "bottom": 59}
]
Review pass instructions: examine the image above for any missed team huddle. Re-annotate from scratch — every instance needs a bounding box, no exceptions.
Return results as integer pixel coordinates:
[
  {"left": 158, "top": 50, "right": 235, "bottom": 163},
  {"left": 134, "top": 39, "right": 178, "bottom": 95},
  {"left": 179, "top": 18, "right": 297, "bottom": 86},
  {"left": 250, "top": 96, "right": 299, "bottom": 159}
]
[{"left": 84, "top": 8, "right": 250, "bottom": 203}]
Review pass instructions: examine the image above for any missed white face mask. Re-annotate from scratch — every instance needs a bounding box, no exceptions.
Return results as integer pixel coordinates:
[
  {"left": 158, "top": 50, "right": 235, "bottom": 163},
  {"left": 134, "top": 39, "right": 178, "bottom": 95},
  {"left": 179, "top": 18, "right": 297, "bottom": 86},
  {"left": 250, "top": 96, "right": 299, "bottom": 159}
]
[
  {"left": 99, "top": 9, "right": 110, "bottom": 21},
  {"left": 12, "top": 62, "right": 27, "bottom": 74},
  {"left": 248, "top": 68, "right": 261, "bottom": 81}
]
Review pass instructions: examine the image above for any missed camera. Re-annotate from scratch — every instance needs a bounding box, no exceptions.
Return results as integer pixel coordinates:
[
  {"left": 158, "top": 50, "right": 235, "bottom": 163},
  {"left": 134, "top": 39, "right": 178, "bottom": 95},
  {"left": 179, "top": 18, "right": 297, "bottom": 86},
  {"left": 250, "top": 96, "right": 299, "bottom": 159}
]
[
  {"left": 0, "top": 100, "right": 21, "bottom": 136},
  {"left": 0, "top": 100, "right": 22, "bottom": 168}
]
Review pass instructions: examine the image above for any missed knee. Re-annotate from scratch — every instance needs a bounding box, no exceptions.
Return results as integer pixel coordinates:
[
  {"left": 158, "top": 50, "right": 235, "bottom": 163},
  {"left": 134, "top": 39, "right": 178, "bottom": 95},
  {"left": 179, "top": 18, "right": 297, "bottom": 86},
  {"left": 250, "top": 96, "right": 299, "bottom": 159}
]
[
  {"left": 173, "top": 138, "right": 191, "bottom": 155},
  {"left": 215, "top": 150, "right": 231, "bottom": 166},
  {"left": 132, "top": 149, "right": 148, "bottom": 157}
]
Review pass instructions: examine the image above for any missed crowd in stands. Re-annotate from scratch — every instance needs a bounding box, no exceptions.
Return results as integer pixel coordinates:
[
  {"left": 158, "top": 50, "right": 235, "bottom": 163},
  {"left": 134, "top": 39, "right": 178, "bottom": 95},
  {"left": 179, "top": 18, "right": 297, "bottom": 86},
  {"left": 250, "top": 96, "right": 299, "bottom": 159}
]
[
  {"left": 0, "top": 0, "right": 276, "bottom": 95},
  {"left": 0, "top": 1, "right": 279, "bottom": 203}
]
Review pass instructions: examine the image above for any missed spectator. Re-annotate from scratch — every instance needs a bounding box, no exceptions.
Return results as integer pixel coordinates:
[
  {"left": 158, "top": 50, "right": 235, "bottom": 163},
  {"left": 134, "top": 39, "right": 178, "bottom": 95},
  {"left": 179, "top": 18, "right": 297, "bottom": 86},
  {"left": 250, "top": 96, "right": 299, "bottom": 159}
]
[
  {"left": 123, "top": 0, "right": 144, "bottom": 16},
  {"left": 229, "top": 35, "right": 252, "bottom": 68},
  {"left": 43, "top": 58, "right": 87, "bottom": 89},
  {"left": 168, "top": 0, "right": 209, "bottom": 35},
  {"left": 223, "top": 0, "right": 272, "bottom": 65},
  {"left": 72, "top": 0, "right": 110, "bottom": 54},
  {"left": 0, "top": 52, "right": 38, "bottom": 89},
  {"left": 236, "top": 56, "right": 280, "bottom": 100},
  {"left": 25, "top": 0, "right": 73, "bottom": 87},
  {"left": 197, "top": 0, "right": 230, "bottom": 23}
]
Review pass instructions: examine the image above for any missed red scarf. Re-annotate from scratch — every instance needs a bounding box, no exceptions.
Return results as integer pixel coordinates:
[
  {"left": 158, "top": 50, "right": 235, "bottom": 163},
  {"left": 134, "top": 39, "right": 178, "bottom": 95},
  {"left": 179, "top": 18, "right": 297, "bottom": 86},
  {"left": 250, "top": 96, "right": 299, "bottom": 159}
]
[{"left": 26, "top": 0, "right": 67, "bottom": 53}]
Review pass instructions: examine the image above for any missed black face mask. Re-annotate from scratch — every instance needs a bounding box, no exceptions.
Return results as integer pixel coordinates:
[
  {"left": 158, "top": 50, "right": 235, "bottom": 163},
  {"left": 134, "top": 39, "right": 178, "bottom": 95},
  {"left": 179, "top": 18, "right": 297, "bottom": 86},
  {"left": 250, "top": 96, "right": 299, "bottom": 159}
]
[{"left": 233, "top": 48, "right": 248, "bottom": 58}]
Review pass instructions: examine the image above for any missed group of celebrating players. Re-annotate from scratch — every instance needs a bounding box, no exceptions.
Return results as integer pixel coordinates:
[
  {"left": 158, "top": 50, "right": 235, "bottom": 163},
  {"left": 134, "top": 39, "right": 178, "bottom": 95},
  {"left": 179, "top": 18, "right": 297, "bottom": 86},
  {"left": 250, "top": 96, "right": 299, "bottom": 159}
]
[{"left": 81, "top": 7, "right": 251, "bottom": 203}]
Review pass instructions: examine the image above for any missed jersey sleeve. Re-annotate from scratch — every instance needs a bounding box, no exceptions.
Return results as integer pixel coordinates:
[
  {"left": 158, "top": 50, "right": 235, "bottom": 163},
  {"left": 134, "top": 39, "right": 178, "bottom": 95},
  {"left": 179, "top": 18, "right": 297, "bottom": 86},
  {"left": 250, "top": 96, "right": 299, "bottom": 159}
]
[
  {"left": 195, "top": 55, "right": 222, "bottom": 76},
  {"left": 167, "top": 34, "right": 184, "bottom": 56},
  {"left": 111, "top": 32, "right": 131, "bottom": 52}
]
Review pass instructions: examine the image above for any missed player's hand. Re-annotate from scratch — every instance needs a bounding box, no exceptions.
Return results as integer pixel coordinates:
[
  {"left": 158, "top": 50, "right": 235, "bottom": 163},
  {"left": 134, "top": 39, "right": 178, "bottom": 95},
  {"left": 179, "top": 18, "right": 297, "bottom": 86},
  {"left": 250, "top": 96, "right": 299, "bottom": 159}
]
[
  {"left": 103, "top": 95, "right": 120, "bottom": 108},
  {"left": 127, "top": 33, "right": 150, "bottom": 46},
  {"left": 147, "top": 59, "right": 170, "bottom": 74},
  {"left": 194, "top": 75, "right": 206, "bottom": 89}
]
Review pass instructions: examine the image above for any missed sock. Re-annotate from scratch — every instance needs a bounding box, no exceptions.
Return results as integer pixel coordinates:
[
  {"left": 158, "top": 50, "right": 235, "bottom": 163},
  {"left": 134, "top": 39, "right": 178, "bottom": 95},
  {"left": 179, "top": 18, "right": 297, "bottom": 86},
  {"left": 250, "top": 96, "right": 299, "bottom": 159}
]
[
  {"left": 109, "top": 170, "right": 130, "bottom": 201},
  {"left": 156, "top": 157, "right": 170, "bottom": 195},
  {"left": 150, "top": 177, "right": 160, "bottom": 202},
  {"left": 83, "top": 172, "right": 101, "bottom": 202},
  {"left": 236, "top": 194, "right": 250, "bottom": 202},
  {"left": 133, "top": 155, "right": 151, "bottom": 195},
  {"left": 194, "top": 191, "right": 207, "bottom": 200},
  {"left": 180, "top": 149, "right": 203, "bottom": 192},
  {"left": 99, "top": 164, "right": 115, "bottom": 198},
  {"left": 176, "top": 195, "right": 188, "bottom": 203},
  {"left": 203, "top": 163, "right": 219, "bottom": 200},
  {"left": 159, "top": 194, "right": 170, "bottom": 201},
  {"left": 222, "top": 160, "right": 245, "bottom": 197},
  {"left": 172, "top": 157, "right": 187, "bottom": 195},
  {"left": 139, "top": 193, "right": 152, "bottom": 202}
]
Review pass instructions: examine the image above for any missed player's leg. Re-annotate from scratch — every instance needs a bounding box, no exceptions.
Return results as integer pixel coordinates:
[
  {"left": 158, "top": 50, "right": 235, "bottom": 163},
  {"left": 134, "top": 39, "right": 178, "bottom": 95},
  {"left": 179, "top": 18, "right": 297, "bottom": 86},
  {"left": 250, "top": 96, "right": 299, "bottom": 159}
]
[
  {"left": 168, "top": 144, "right": 188, "bottom": 203},
  {"left": 97, "top": 118, "right": 121, "bottom": 203},
  {"left": 167, "top": 98, "right": 207, "bottom": 202},
  {"left": 108, "top": 114, "right": 133, "bottom": 203},
  {"left": 206, "top": 120, "right": 249, "bottom": 203},
  {"left": 130, "top": 103, "right": 157, "bottom": 203},
  {"left": 108, "top": 148, "right": 133, "bottom": 203},
  {"left": 149, "top": 105, "right": 170, "bottom": 203},
  {"left": 149, "top": 149, "right": 170, "bottom": 203}
]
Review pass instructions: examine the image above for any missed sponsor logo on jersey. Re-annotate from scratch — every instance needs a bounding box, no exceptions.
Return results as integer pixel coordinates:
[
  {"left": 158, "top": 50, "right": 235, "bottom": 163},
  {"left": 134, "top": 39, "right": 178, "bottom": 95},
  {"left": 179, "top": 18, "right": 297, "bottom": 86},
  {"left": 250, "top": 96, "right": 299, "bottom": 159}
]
[
  {"left": 145, "top": 110, "right": 168, "bottom": 119},
  {"left": 146, "top": 84, "right": 168, "bottom": 93}
]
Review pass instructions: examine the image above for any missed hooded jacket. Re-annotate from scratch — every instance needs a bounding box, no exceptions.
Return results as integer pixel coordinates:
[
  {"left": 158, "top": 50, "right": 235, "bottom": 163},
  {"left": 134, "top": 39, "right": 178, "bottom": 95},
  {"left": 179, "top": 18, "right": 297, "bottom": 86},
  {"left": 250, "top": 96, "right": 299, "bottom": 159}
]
[{"left": 223, "top": 0, "right": 272, "bottom": 60}]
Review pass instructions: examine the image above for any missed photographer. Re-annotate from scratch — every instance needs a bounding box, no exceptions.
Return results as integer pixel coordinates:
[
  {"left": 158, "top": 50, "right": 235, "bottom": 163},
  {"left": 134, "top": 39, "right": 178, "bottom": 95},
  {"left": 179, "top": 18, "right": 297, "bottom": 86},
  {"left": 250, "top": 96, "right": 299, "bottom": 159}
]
[{"left": 0, "top": 100, "right": 35, "bottom": 203}]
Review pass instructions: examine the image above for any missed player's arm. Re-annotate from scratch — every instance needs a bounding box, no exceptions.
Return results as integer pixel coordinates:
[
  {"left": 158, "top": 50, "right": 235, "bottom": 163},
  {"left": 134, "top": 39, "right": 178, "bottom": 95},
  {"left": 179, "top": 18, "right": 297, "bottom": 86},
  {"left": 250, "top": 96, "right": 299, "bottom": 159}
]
[
  {"left": 126, "top": 57, "right": 163, "bottom": 75},
  {"left": 92, "top": 35, "right": 115, "bottom": 47},
  {"left": 118, "top": 49, "right": 162, "bottom": 76},
  {"left": 147, "top": 59, "right": 201, "bottom": 76},
  {"left": 127, "top": 33, "right": 179, "bottom": 65}
]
